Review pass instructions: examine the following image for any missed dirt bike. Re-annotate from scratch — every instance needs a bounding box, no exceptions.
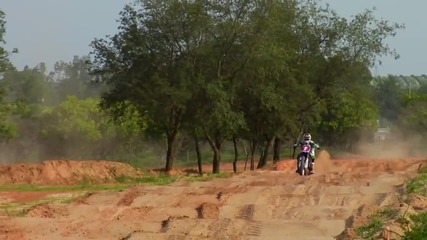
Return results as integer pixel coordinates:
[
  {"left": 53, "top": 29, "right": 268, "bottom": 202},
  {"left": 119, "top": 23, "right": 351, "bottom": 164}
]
[{"left": 297, "top": 145, "right": 313, "bottom": 176}]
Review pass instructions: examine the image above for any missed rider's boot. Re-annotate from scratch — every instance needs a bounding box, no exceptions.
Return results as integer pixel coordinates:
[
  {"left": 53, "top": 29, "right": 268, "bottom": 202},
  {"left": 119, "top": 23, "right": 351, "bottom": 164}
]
[
  {"left": 309, "top": 162, "right": 315, "bottom": 174},
  {"left": 295, "top": 155, "right": 300, "bottom": 173}
]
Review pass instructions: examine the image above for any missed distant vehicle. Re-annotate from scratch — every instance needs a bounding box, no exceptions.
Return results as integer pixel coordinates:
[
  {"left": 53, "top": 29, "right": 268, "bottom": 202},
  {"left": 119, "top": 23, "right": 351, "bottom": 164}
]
[{"left": 374, "top": 127, "right": 391, "bottom": 142}]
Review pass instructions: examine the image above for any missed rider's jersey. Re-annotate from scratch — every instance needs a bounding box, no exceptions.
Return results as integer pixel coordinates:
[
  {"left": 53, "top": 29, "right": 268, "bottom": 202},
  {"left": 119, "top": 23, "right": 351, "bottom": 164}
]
[{"left": 294, "top": 140, "right": 320, "bottom": 155}]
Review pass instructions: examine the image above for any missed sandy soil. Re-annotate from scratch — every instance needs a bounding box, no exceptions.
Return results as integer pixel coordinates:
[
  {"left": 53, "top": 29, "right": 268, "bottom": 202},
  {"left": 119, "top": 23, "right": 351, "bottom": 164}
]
[{"left": 0, "top": 151, "right": 425, "bottom": 240}]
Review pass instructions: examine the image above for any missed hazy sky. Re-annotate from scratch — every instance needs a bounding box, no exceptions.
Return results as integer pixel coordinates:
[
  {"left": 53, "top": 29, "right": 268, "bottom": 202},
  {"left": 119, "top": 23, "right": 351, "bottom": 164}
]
[{"left": 1, "top": 0, "right": 425, "bottom": 76}]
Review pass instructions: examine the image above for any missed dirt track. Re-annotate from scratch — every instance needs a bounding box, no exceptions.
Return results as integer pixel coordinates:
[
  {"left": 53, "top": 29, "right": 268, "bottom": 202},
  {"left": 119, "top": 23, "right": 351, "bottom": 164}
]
[{"left": 0, "top": 152, "right": 425, "bottom": 240}]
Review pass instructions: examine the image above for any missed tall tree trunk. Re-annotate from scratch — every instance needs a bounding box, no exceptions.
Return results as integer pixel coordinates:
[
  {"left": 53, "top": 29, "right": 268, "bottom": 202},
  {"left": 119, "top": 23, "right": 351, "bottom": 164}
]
[
  {"left": 214, "top": 137, "right": 223, "bottom": 173},
  {"left": 273, "top": 137, "right": 282, "bottom": 163},
  {"left": 250, "top": 140, "right": 257, "bottom": 171},
  {"left": 243, "top": 141, "right": 249, "bottom": 171},
  {"left": 194, "top": 136, "right": 202, "bottom": 175},
  {"left": 207, "top": 135, "right": 223, "bottom": 174},
  {"left": 257, "top": 137, "right": 274, "bottom": 169},
  {"left": 232, "top": 137, "right": 238, "bottom": 173},
  {"left": 165, "top": 131, "right": 178, "bottom": 172},
  {"left": 212, "top": 148, "right": 221, "bottom": 173}
]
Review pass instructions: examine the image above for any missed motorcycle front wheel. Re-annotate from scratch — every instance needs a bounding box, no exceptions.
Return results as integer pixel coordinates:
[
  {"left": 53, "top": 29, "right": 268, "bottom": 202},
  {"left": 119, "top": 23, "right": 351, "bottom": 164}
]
[{"left": 298, "top": 155, "right": 308, "bottom": 176}]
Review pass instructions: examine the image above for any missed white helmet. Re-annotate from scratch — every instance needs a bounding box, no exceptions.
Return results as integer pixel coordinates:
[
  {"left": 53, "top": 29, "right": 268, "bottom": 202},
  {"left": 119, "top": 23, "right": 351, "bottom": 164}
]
[{"left": 303, "top": 133, "right": 311, "bottom": 141}]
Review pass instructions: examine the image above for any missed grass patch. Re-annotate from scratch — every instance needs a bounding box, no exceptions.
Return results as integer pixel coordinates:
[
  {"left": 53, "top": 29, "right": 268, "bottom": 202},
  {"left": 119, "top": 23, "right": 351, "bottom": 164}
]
[
  {"left": 115, "top": 173, "right": 179, "bottom": 186},
  {"left": 0, "top": 184, "right": 128, "bottom": 192},
  {"left": 401, "top": 166, "right": 427, "bottom": 239},
  {"left": 0, "top": 192, "right": 92, "bottom": 217},
  {"left": 356, "top": 218, "right": 384, "bottom": 239},
  {"left": 356, "top": 208, "right": 398, "bottom": 239},
  {"left": 406, "top": 167, "right": 427, "bottom": 196},
  {"left": 115, "top": 171, "right": 232, "bottom": 185}
]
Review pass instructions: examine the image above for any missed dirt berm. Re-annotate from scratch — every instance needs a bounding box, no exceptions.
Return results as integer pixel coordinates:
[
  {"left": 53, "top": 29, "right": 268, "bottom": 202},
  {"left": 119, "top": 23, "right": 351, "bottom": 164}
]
[{"left": 0, "top": 160, "right": 143, "bottom": 185}]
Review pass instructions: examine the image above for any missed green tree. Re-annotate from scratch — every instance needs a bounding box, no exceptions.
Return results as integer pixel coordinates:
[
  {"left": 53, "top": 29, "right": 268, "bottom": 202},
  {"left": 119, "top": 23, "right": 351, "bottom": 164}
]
[
  {"left": 319, "top": 89, "right": 378, "bottom": 147},
  {"left": 51, "top": 55, "right": 103, "bottom": 102},
  {"left": 39, "top": 96, "right": 144, "bottom": 160},
  {"left": 399, "top": 94, "right": 427, "bottom": 139},
  {"left": 89, "top": 0, "right": 403, "bottom": 172},
  {"left": 280, "top": 3, "right": 402, "bottom": 158},
  {"left": 246, "top": 2, "right": 402, "bottom": 163},
  {"left": 0, "top": 10, "right": 14, "bottom": 73},
  {"left": 90, "top": 0, "right": 212, "bottom": 171},
  {"left": 316, "top": 63, "right": 378, "bottom": 147},
  {"left": 1, "top": 64, "right": 54, "bottom": 105},
  {"left": 187, "top": 0, "right": 268, "bottom": 173},
  {"left": 373, "top": 75, "right": 406, "bottom": 125},
  {"left": 0, "top": 10, "right": 17, "bottom": 140}
]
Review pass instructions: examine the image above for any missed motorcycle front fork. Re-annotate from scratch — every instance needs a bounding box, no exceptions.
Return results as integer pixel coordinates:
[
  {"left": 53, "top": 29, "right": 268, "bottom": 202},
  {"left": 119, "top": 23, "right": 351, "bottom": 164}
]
[{"left": 298, "top": 154, "right": 313, "bottom": 170}]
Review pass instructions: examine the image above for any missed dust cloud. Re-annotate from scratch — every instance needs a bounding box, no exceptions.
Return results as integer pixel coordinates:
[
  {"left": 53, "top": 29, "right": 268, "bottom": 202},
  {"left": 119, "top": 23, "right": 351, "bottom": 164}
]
[
  {"left": 354, "top": 132, "right": 427, "bottom": 159},
  {"left": 315, "top": 150, "right": 335, "bottom": 174}
]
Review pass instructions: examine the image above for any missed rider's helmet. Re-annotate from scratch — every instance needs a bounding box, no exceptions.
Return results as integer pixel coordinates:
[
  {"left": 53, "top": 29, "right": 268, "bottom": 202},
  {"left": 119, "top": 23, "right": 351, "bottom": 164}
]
[{"left": 303, "top": 133, "right": 311, "bottom": 141}]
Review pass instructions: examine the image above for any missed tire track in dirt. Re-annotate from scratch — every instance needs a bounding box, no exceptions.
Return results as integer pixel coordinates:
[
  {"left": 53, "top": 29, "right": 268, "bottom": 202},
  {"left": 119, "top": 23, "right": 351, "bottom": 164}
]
[
  {"left": 238, "top": 204, "right": 263, "bottom": 237},
  {"left": 238, "top": 204, "right": 255, "bottom": 220},
  {"left": 211, "top": 218, "right": 233, "bottom": 239},
  {"left": 247, "top": 221, "right": 263, "bottom": 237}
]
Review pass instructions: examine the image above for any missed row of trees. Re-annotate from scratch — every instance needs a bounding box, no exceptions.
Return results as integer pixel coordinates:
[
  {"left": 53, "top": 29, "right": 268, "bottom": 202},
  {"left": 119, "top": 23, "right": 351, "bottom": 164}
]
[
  {"left": 1, "top": 1, "right": 425, "bottom": 173},
  {"left": 0, "top": 10, "right": 137, "bottom": 162},
  {"left": 89, "top": 0, "right": 403, "bottom": 173},
  {"left": 1, "top": 56, "right": 102, "bottom": 106},
  {"left": 0, "top": 59, "right": 149, "bottom": 163}
]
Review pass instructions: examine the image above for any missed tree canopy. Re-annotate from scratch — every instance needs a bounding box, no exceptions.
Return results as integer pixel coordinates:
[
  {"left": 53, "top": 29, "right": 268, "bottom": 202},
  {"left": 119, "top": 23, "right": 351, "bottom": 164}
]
[
  {"left": 89, "top": 0, "right": 403, "bottom": 172},
  {"left": 0, "top": 10, "right": 17, "bottom": 141}
]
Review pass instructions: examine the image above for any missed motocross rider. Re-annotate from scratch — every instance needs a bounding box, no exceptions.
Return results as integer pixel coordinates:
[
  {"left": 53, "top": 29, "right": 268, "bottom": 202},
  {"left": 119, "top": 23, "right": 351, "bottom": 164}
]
[{"left": 294, "top": 133, "right": 320, "bottom": 174}]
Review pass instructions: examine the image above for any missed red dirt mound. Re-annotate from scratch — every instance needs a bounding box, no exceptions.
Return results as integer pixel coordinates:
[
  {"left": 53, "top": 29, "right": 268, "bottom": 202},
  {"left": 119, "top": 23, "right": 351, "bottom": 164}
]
[
  {"left": 0, "top": 160, "right": 143, "bottom": 185},
  {"left": 274, "top": 160, "right": 295, "bottom": 171}
]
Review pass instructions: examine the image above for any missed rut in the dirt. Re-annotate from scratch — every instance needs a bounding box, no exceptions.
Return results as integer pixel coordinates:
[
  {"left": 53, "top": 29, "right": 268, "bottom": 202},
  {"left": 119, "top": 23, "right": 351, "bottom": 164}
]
[{"left": 117, "top": 188, "right": 140, "bottom": 206}]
